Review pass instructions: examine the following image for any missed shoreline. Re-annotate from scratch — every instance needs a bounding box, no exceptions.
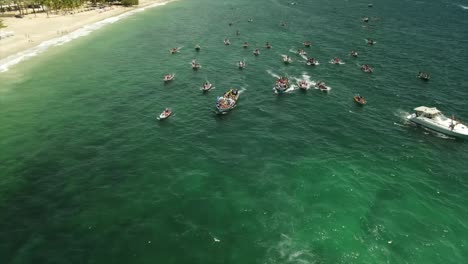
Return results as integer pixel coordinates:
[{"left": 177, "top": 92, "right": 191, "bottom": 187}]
[{"left": 0, "top": 0, "right": 174, "bottom": 73}]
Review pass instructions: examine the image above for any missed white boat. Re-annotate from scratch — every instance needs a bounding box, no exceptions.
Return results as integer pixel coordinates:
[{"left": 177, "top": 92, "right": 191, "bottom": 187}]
[
  {"left": 407, "top": 106, "right": 468, "bottom": 138},
  {"left": 238, "top": 61, "right": 246, "bottom": 69},
  {"left": 350, "top": 51, "right": 358, "bottom": 57},
  {"left": 163, "top": 74, "right": 175, "bottom": 82},
  {"left": 253, "top": 49, "right": 260, "bottom": 56},
  {"left": 224, "top": 39, "right": 230, "bottom": 45},
  {"left": 306, "top": 58, "right": 319, "bottom": 66},
  {"left": 329, "top": 58, "right": 344, "bottom": 64},
  {"left": 315, "top": 81, "right": 331, "bottom": 92},
  {"left": 158, "top": 108, "right": 172, "bottom": 120},
  {"left": 298, "top": 49, "right": 307, "bottom": 56},
  {"left": 191, "top": 60, "right": 201, "bottom": 70},
  {"left": 283, "top": 56, "right": 292, "bottom": 64},
  {"left": 297, "top": 80, "right": 308, "bottom": 90},
  {"left": 361, "top": 64, "right": 373, "bottom": 73},
  {"left": 202, "top": 82, "right": 213, "bottom": 91},
  {"left": 170, "top": 47, "right": 180, "bottom": 54},
  {"left": 216, "top": 89, "right": 240, "bottom": 114}
]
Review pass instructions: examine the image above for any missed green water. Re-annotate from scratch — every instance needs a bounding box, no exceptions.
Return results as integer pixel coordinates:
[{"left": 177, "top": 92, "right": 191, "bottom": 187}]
[{"left": 1, "top": 0, "right": 468, "bottom": 263}]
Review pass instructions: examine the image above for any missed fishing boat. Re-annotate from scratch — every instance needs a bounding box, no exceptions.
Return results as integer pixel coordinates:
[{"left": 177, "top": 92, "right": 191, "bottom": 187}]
[
  {"left": 163, "top": 74, "right": 175, "bottom": 82},
  {"left": 407, "top": 106, "right": 468, "bottom": 138},
  {"left": 253, "top": 49, "right": 260, "bottom": 56},
  {"left": 224, "top": 39, "right": 231, "bottom": 45},
  {"left": 304, "top": 41, "right": 311, "bottom": 47},
  {"left": 265, "top": 42, "right": 272, "bottom": 49},
  {"left": 297, "top": 80, "right": 309, "bottom": 90},
  {"left": 350, "top": 50, "right": 358, "bottom": 57},
  {"left": 417, "top": 72, "right": 430, "bottom": 81},
  {"left": 191, "top": 60, "right": 201, "bottom": 70},
  {"left": 238, "top": 61, "right": 246, "bottom": 69},
  {"left": 306, "top": 57, "right": 319, "bottom": 66},
  {"left": 298, "top": 49, "right": 307, "bottom": 56},
  {"left": 195, "top": 44, "right": 201, "bottom": 51},
  {"left": 216, "top": 89, "right": 240, "bottom": 114},
  {"left": 274, "top": 77, "right": 290, "bottom": 94},
  {"left": 361, "top": 64, "right": 373, "bottom": 73},
  {"left": 367, "top": 39, "right": 376, "bottom": 45},
  {"left": 242, "top": 42, "right": 249, "bottom": 48},
  {"left": 315, "top": 81, "right": 331, "bottom": 92},
  {"left": 283, "top": 56, "right": 292, "bottom": 64},
  {"left": 158, "top": 108, "right": 172, "bottom": 120},
  {"left": 202, "top": 82, "right": 213, "bottom": 92},
  {"left": 354, "top": 95, "right": 366, "bottom": 105},
  {"left": 362, "top": 17, "right": 369, "bottom": 22},
  {"left": 170, "top": 47, "right": 180, "bottom": 54},
  {"left": 329, "top": 57, "right": 344, "bottom": 64}
]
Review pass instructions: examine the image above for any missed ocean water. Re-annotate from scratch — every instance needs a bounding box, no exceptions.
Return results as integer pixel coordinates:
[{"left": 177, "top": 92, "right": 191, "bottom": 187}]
[{"left": 1, "top": 0, "right": 468, "bottom": 263}]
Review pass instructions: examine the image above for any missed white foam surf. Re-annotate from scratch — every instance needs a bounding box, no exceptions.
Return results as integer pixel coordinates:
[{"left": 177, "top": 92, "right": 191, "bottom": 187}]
[
  {"left": 0, "top": 2, "right": 170, "bottom": 73},
  {"left": 460, "top": 5, "right": 468, "bottom": 10}
]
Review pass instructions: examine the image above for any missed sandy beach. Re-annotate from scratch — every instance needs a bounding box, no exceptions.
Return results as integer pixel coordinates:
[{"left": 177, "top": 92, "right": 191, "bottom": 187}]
[{"left": 0, "top": 0, "right": 172, "bottom": 63}]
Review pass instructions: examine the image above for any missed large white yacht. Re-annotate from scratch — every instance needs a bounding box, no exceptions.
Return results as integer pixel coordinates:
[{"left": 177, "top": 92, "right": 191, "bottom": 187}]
[{"left": 407, "top": 106, "right": 468, "bottom": 138}]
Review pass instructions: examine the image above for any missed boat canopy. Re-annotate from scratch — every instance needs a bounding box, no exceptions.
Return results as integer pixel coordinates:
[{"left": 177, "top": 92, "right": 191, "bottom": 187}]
[{"left": 414, "top": 106, "right": 441, "bottom": 116}]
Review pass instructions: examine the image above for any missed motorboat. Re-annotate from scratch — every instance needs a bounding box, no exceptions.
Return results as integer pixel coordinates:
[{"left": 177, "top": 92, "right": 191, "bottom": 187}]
[
  {"left": 362, "top": 17, "right": 369, "bottom": 22},
  {"left": 306, "top": 57, "right": 319, "bottom": 66},
  {"left": 242, "top": 42, "right": 249, "bottom": 48},
  {"left": 354, "top": 95, "right": 366, "bottom": 105},
  {"left": 297, "top": 80, "right": 309, "bottom": 90},
  {"left": 265, "top": 42, "right": 272, "bottom": 49},
  {"left": 329, "top": 57, "right": 344, "bottom": 64},
  {"left": 315, "top": 81, "right": 331, "bottom": 92},
  {"left": 216, "top": 89, "right": 240, "bottom": 114},
  {"left": 195, "top": 44, "right": 201, "bottom": 51},
  {"left": 274, "top": 77, "right": 290, "bottom": 94},
  {"left": 238, "top": 61, "right": 246, "bottom": 69},
  {"left": 164, "top": 74, "right": 175, "bottom": 82},
  {"left": 407, "top": 106, "right": 468, "bottom": 138},
  {"left": 367, "top": 39, "right": 376, "bottom": 45},
  {"left": 304, "top": 41, "right": 311, "bottom": 47},
  {"left": 202, "top": 82, "right": 213, "bottom": 92},
  {"left": 361, "top": 64, "right": 373, "bottom": 73},
  {"left": 158, "top": 108, "right": 172, "bottom": 120},
  {"left": 253, "top": 49, "right": 260, "bottom": 56},
  {"left": 298, "top": 49, "right": 307, "bottom": 56},
  {"left": 191, "top": 60, "right": 201, "bottom": 70},
  {"left": 283, "top": 56, "right": 292, "bottom": 64},
  {"left": 417, "top": 72, "right": 430, "bottom": 81},
  {"left": 350, "top": 50, "right": 358, "bottom": 57},
  {"left": 170, "top": 47, "right": 180, "bottom": 54},
  {"left": 224, "top": 39, "right": 231, "bottom": 45}
]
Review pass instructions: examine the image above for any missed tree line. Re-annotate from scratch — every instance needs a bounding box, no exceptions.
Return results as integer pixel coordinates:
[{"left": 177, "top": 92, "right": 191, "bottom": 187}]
[{"left": 0, "top": 0, "right": 139, "bottom": 17}]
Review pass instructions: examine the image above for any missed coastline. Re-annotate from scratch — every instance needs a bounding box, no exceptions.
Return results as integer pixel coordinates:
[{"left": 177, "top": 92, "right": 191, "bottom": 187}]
[{"left": 0, "top": 0, "right": 174, "bottom": 73}]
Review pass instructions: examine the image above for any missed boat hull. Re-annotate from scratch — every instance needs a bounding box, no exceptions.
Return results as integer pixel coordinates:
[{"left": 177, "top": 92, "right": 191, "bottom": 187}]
[{"left": 407, "top": 114, "right": 468, "bottom": 139}]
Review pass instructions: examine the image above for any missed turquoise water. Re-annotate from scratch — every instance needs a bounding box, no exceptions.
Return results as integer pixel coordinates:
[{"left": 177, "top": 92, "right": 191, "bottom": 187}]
[{"left": 1, "top": 0, "right": 468, "bottom": 263}]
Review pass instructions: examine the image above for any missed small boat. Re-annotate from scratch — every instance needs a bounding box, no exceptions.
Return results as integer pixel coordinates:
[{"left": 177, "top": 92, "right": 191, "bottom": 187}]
[
  {"left": 274, "top": 77, "right": 290, "bottom": 94},
  {"left": 350, "top": 50, "right": 358, "bottom": 57},
  {"left": 297, "top": 80, "right": 309, "bottom": 90},
  {"left": 367, "top": 39, "right": 376, "bottom": 45},
  {"left": 417, "top": 72, "right": 430, "bottom": 81},
  {"left": 191, "top": 60, "right": 201, "bottom": 70},
  {"left": 306, "top": 57, "right": 319, "bottom": 66},
  {"left": 202, "top": 82, "right": 213, "bottom": 91},
  {"left": 158, "top": 108, "right": 172, "bottom": 120},
  {"left": 238, "top": 61, "right": 246, "bottom": 69},
  {"left": 354, "top": 95, "right": 367, "bottom": 105},
  {"left": 265, "top": 42, "right": 272, "bottom": 49},
  {"left": 170, "top": 47, "right": 180, "bottom": 54},
  {"left": 253, "top": 49, "right": 260, "bottom": 56},
  {"left": 163, "top": 74, "right": 175, "bottom": 82},
  {"left": 329, "top": 57, "right": 344, "bottom": 64},
  {"left": 297, "top": 49, "right": 307, "bottom": 56},
  {"left": 362, "top": 17, "right": 369, "bottom": 23},
  {"left": 315, "top": 81, "right": 331, "bottom": 92},
  {"left": 368, "top": 3, "right": 373, "bottom": 8},
  {"left": 195, "top": 45, "right": 201, "bottom": 51},
  {"left": 283, "top": 56, "right": 292, "bottom": 64},
  {"left": 304, "top": 41, "right": 311, "bottom": 47},
  {"left": 361, "top": 64, "right": 373, "bottom": 73},
  {"left": 216, "top": 89, "right": 240, "bottom": 114},
  {"left": 224, "top": 39, "right": 231, "bottom": 45},
  {"left": 407, "top": 106, "right": 468, "bottom": 138},
  {"left": 242, "top": 42, "right": 249, "bottom": 48}
]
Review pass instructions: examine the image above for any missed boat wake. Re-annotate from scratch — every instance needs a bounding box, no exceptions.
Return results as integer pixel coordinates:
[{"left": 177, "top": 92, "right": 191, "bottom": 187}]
[
  {"left": 459, "top": 5, "right": 468, "bottom": 10},
  {"left": 0, "top": 1, "right": 171, "bottom": 73},
  {"left": 266, "top": 69, "right": 281, "bottom": 79}
]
